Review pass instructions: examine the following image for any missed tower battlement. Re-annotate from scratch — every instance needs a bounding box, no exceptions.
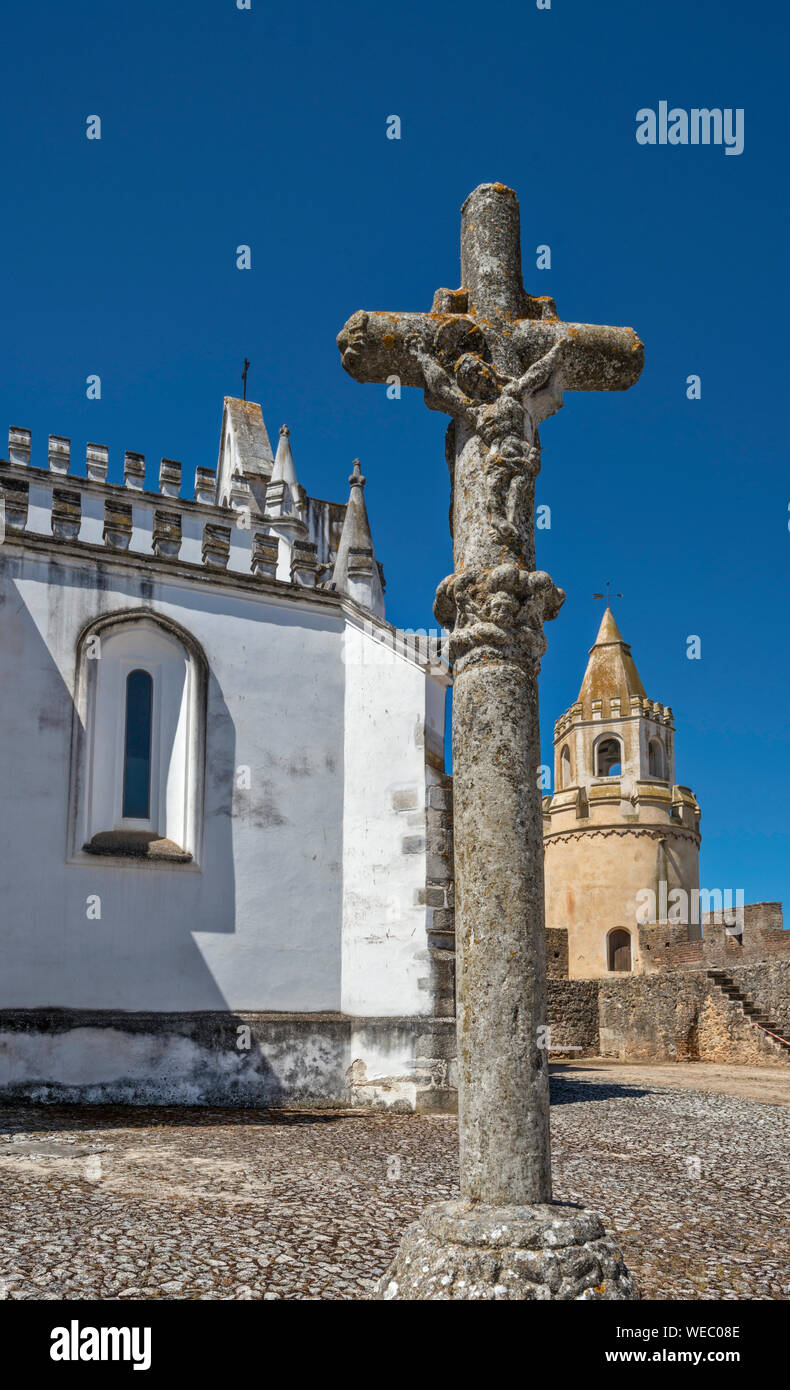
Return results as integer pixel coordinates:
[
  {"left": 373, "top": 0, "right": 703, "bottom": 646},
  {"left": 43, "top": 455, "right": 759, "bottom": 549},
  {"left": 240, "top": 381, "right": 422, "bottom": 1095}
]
[{"left": 554, "top": 694, "right": 674, "bottom": 739}]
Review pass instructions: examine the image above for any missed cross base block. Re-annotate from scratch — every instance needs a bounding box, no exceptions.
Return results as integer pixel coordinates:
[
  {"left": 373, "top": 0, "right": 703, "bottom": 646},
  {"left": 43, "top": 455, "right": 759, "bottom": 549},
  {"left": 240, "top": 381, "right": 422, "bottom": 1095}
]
[{"left": 376, "top": 1199, "right": 638, "bottom": 1301}]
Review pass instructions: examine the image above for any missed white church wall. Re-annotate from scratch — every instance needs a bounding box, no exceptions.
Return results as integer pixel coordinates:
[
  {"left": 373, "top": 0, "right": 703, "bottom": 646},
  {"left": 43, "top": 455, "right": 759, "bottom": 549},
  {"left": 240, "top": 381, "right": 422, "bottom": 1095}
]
[
  {"left": 0, "top": 421, "right": 453, "bottom": 1108},
  {"left": 340, "top": 621, "right": 448, "bottom": 1017},
  {"left": 0, "top": 549, "right": 347, "bottom": 1014}
]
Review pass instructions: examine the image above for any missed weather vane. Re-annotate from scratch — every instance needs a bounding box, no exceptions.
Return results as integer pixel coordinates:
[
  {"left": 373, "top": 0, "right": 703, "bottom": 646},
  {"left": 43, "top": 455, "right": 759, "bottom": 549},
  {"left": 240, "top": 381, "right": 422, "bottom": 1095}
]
[
  {"left": 241, "top": 358, "right": 250, "bottom": 400},
  {"left": 593, "top": 581, "right": 623, "bottom": 607}
]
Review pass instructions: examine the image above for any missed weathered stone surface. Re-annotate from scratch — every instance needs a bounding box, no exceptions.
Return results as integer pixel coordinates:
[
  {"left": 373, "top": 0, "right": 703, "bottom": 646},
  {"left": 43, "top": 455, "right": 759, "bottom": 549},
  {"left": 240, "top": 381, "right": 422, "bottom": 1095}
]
[
  {"left": 598, "top": 971, "right": 790, "bottom": 1066},
  {"left": 377, "top": 1199, "right": 637, "bottom": 1300},
  {"left": 546, "top": 978, "right": 599, "bottom": 1051},
  {"left": 340, "top": 182, "right": 643, "bottom": 1298}
]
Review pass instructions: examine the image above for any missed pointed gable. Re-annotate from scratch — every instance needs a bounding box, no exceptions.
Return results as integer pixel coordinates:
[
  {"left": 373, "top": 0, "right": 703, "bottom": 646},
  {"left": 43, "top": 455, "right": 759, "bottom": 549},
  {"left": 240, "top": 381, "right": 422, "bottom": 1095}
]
[{"left": 216, "top": 397, "right": 275, "bottom": 507}]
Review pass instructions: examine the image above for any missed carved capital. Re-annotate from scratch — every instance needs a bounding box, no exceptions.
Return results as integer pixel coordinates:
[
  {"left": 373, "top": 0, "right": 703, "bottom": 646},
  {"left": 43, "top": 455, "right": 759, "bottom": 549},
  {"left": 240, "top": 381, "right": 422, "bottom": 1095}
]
[{"left": 434, "top": 564, "right": 564, "bottom": 673}]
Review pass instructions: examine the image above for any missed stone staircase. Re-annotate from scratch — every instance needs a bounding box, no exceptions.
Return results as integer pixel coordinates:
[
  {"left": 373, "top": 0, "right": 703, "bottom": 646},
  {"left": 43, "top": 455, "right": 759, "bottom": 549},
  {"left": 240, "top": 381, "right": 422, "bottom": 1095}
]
[{"left": 706, "top": 969, "right": 790, "bottom": 1058}]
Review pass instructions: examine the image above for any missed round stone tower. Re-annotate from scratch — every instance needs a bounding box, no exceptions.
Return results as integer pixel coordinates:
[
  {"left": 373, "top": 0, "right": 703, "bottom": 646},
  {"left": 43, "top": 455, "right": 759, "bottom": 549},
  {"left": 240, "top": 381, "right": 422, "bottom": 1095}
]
[{"left": 542, "top": 607, "right": 701, "bottom": 978}]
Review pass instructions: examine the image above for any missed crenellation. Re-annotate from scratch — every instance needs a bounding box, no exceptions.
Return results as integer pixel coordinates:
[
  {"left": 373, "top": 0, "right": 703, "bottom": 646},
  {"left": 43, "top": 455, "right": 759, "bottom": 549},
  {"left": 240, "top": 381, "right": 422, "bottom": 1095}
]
[
  {"left": 103, "top": 498, "right": 133, "bottom": 550},
  {"left": 290, "top": 538, "right": 319, "bottom": 588},
  {"left": 124, "top": 451, "right": 146, "bottom": 490},
  {"left": 48, "top": 435, "right": 70, "bottom": 474},
  {"left": 152, "top": 508, "right": 182, "bottom": 560},
  {"left": 8, "top": 426, "right": 31, "bottom": 467},
  {"left": 51, "top": 487, "right": 81, "bottom": 541},
  {"left": 1, "top": 477, "right": 29, "bottom": 531},
  {"left": 159, "top": 458, "right": 182, "bottom": 497},
  {"left": 202, "top": 520, "right": 231, "bottom": 568},
  {"left": 0, "top": 409, "right": 389, "bottom": 610},
  {"left": 86, "top": 443, "right": 109, "bottom": 482},
  {"left": 251, "top": 531, "right": 279, "bottom": 579},
  {"left": 194, "top": 465, "right": 217, "bottom": 506}
]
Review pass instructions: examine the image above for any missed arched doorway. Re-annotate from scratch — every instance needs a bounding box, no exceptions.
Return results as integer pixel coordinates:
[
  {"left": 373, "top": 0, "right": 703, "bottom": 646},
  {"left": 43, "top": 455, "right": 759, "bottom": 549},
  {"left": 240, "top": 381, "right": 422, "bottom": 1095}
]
[{"left": 608, "top": 929, "right": 632, "bottom": 972}]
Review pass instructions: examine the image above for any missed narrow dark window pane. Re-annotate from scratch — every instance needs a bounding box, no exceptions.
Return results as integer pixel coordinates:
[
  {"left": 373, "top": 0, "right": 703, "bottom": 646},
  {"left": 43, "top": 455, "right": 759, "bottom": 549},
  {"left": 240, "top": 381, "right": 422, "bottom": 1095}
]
[{"left": 122, "top": 669, "right": 153, "bottom": 819}]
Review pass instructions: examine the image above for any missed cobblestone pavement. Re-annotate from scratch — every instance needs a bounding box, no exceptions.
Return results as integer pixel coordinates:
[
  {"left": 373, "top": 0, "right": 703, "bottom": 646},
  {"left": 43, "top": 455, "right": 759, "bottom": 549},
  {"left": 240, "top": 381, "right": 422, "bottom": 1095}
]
[{"left": 1, "top": 1065, "right": 788, "bottom": 1300}]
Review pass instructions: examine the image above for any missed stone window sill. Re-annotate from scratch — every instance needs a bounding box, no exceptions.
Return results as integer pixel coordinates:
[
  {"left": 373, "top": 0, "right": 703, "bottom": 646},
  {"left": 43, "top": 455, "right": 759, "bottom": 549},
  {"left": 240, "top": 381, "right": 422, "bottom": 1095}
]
[{"left": 83, "top": 831, "right": 192, "bottom": 864}]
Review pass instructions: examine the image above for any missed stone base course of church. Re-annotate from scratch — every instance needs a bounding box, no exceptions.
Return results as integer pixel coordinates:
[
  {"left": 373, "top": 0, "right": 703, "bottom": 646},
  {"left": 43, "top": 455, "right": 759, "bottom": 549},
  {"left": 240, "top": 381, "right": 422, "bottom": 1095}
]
[
  {"left": 0, "top": 1011, "right": 458, "bottom": 1110},
  {"left": 2, "top": 962, "right": 787, "bottom": 1112}
]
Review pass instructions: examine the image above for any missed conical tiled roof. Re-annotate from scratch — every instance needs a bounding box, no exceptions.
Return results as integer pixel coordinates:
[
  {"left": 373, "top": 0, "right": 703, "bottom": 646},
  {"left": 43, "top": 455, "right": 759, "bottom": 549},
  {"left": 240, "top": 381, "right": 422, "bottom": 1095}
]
[{"left": 576, "top": 607, "right": 646, "bottom": 716}]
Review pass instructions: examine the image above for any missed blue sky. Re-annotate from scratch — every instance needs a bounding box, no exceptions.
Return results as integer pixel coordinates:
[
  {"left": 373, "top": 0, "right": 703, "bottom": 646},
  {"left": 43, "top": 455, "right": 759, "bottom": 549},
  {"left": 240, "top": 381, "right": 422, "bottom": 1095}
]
[{"left": 2, "top": 0, "right": 788, "bottom": 907}]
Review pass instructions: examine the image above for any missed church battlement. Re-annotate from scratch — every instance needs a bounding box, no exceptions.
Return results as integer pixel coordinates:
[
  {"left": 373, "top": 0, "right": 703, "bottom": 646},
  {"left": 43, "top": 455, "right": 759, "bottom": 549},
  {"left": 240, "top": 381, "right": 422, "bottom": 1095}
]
[
  {"left": 0, "top": 432, "right": 316, "bottom": 583},
  {"left": 0, "top": 400, "right": 387, "bottom": 620}
]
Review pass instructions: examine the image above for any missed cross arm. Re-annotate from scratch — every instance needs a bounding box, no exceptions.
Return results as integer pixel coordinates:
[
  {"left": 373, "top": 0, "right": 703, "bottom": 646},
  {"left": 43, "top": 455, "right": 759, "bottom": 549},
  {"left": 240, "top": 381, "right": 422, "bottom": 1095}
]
[
  {"left": 513, "top": 317, "right": 643, "bottom": 392},
  {"left": 337, "top": 306, "right": 644, "bottom": 395},
  {"left": 337, "top": 309, "right": 478, "bottom": 388}
]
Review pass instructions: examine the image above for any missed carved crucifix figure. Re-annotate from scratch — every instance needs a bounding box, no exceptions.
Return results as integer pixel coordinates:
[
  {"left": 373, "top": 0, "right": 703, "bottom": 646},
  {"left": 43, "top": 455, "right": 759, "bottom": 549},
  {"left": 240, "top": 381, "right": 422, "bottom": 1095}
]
[{"left": 338, "top": 183, "right": 643, "bottom": 1299}]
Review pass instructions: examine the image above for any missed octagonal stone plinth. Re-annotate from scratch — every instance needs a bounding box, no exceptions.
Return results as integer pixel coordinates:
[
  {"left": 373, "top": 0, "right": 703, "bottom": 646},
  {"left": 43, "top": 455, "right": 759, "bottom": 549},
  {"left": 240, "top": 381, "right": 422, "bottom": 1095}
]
[{"left": 376, "top": 1199, "right": 638, "bottom": 1301}]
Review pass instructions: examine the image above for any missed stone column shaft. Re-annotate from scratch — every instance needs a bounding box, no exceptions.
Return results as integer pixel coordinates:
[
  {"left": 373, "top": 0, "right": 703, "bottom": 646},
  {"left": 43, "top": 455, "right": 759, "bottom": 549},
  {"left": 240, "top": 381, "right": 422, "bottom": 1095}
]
[
  {"left": 451, "top": 417, "right": 551, "bottom": 1205},
  {"left": 453, "top": 659, "right": 551, "bottom": 1204}
]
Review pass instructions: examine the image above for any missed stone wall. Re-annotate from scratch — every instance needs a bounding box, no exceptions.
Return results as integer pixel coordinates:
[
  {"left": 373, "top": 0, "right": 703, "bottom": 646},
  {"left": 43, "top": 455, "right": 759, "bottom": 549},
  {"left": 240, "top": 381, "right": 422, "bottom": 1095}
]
[
  {"left": 424, "top": 772, "right": 455, "bottom": 1016},
  {"left": 639, "top": 903, "right": 788, "bottom": 972},
  {"left": 700, "top": 903, "right": 789, "bottom": 967},
  {"left": 546, "top": 980, "right": 599, "bottom": 1054},
  {"left": 638, "top": 923, "right": 702, "bottom": 971},
  {"left": 599, "top": 971, "right": 789, "bottom": 1067},
  {"left": 599, "top": 974, "right": 702, "bottom": 1062},
  {"left": 546, "top": 928, "right": 569, "bottom": 979},
  {"left": 695, "top": 987, "right": 788, "bottom": 1066},
  {"left": 723, "top": 961, "right": 790, "bottom": 1036}
]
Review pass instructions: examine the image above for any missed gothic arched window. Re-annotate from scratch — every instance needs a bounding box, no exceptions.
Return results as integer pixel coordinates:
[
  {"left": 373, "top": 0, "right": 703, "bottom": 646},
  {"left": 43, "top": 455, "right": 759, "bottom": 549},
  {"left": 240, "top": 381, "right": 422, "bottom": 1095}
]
[
  {"left": 596, "top": 736, "right": 622, "bottom": 778},
  {"left": 68, "top": 611, "right": 207, "bottom": 864},
  {"left": 122, "top": 670, "right": 154, "bottom": 819},
  {"left": 560, "top": 744, "right": 571, "bottom": 788}
]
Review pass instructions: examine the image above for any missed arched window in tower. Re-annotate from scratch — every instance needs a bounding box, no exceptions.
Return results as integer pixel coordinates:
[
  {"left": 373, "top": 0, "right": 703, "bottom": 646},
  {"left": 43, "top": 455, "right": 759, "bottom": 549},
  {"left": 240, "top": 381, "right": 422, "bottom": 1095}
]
[
  {"left": 560, "top": 744, "right": 571, "bottom": 788},
  {"left": 648, "top": 738, "right": 664, "bottom": 779},
  {"left": 122, "top": 669, "right": 154, "bottom": 819},
  {"left": 596, "top": 736, "right": 622, "bottom": 778},
  {"left": 608, "top": 929, "right": 632, "bottom": 972}
]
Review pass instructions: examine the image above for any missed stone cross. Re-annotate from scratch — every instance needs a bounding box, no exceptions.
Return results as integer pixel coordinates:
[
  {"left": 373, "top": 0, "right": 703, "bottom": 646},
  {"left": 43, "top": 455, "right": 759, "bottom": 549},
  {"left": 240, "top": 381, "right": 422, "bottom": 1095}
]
[{"left": 338, "top": 183, "right": 643, "bottom": 1299}]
